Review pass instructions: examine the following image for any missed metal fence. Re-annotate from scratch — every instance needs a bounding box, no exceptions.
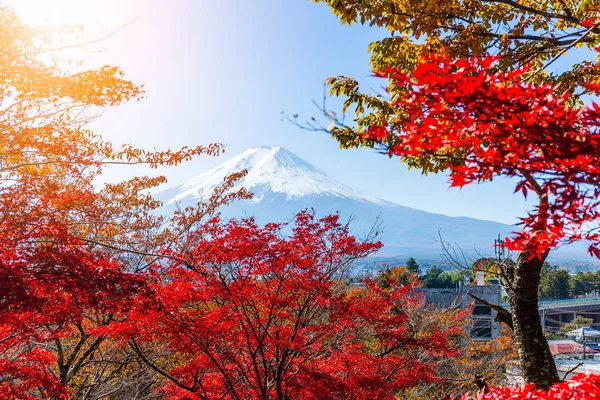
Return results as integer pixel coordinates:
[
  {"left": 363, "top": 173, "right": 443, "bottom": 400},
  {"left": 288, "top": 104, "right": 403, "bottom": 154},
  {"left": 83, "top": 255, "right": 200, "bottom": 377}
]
[{"left": 501, "top": 297, "right": 600, "bottom": 310}]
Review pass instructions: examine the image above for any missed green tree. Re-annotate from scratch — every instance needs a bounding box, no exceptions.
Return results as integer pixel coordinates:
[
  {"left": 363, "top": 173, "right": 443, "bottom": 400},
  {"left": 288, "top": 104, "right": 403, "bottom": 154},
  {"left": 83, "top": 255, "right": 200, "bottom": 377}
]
[
  {"left": 570, "top": 271, "right": 596, "bottom": 296},
  {"left": 421, "top": 266, "right": 459, "bottom": 289},
  {"left": 594, "top": 269, "right": 600, "bottom": 291},
  {"left": 539, "top": 264, "right": 571, "bottom": 300},
  {"left": 562, "top": 316, "right": 594, "bottom": 333},
  {"left": 405, "top": 257, "right": 421, "bottom": 275}
]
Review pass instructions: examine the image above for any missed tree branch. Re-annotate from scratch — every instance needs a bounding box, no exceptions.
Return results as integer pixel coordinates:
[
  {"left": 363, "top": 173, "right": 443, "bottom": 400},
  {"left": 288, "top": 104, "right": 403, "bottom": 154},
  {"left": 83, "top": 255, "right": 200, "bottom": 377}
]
[
  {"left": 129, "top": 339, "right": 203, "bottom": 395},
  {"left": 468, "top": 292, "right": 514, "bottom": 330},
  {"left": 561, "top": 361, "right": 583, "bottom": 380},
  {"left": 481, "top": 0, "right": 579, "bottom": 24}
]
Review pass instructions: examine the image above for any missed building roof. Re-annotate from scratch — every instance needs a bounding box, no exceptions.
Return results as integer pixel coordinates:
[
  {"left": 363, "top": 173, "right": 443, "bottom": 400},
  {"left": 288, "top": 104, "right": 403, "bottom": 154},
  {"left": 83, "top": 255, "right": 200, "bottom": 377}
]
[{"left": 548, "top": 340, "right": 599, "bottom": 356}]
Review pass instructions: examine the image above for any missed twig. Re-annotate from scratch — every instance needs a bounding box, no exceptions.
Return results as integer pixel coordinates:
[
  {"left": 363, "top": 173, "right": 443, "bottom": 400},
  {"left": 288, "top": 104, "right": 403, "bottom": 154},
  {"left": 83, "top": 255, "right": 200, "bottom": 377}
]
[
  {"left": 526, "top": 23, "right": 599, "bottom": 81},
  {"left": 561, "top": 361, "right": 583, "bottom": 380}
]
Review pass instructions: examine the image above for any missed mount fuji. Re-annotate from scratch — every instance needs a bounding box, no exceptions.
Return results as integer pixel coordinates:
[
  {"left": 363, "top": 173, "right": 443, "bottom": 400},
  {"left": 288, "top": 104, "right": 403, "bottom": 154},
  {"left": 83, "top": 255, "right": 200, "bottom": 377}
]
[{"left": 154, "top": 146, "right": 588, "bottom": 262}]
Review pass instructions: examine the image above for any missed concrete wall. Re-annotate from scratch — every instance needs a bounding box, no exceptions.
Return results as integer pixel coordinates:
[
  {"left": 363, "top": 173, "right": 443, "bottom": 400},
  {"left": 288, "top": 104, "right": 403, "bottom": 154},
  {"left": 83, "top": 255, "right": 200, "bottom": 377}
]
[{"left": 416, "top": 285, "right": 503, "bottom": 340}]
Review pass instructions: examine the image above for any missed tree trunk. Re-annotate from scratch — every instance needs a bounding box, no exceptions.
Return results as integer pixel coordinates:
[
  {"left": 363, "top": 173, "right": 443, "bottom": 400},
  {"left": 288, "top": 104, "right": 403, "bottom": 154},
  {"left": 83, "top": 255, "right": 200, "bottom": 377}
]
[{"left": 507, "top": 253, "right": 560, "bottom": 387}]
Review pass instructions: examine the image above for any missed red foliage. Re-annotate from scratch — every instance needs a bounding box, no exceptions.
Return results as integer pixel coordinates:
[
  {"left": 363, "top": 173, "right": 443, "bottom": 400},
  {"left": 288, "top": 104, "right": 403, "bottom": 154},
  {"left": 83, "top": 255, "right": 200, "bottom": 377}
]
[
  {"left": 0, "top": 121, "right": 151, "bottom": 399},
  {"left": 581, "top": 19, "right": 595, "bottom": 28},
  {"left": 0, "top": 8, "right": 226, "bottom": 396},
  {"left": 364, "top": 53, "right": 600, "bottom": 259},
  {"left": 114, "top": 211, "right": 463, "bottom": 399},
  {"left": 461, "top": 373, "right": 600, "bottom": 399},
  {"left": 0, "top": 210, "right": 146, "bottom": 398}
]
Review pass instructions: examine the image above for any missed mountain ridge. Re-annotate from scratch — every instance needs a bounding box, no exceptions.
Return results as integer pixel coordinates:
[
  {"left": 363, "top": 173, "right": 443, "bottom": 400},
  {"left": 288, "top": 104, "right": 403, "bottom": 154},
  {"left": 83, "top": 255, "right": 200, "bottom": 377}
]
[{"left": 155, "top": 146, "right": 591, "bottom": 263}]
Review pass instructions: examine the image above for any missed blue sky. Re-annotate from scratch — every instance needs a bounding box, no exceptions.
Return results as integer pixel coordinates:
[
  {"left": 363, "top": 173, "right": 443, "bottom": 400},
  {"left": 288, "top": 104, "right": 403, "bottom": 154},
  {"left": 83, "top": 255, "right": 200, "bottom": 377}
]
[{"left": 8, "top": 0, "right": 581, "bottom": 224}]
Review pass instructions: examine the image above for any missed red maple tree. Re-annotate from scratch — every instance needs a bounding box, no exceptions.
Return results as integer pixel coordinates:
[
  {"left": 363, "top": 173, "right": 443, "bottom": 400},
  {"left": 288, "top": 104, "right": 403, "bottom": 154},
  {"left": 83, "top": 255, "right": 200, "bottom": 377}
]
[
  {"left": 0, "top": 7, "right": 223, "bottom": 398},
  {"left": 112, "top": 211, "right": 463, "bottom": 400},
  {"left": 0, "top": 220, "right": 146, "bottom": 399},
  {"left": 351, "top": 52, "right": 600, "bottom": 386},
  {"left": 366, "top": 54, "right": 600, "bottom": 259}
]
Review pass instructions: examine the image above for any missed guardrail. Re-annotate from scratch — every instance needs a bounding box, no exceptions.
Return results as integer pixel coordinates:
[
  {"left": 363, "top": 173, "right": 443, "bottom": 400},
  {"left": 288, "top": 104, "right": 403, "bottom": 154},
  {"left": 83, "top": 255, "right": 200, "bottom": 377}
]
[
  {"left": 539, "top": 297, "right": 600, "bottom": 310},
  {"left": 501, "top": 297, "right": 600, "bottom": 310}
]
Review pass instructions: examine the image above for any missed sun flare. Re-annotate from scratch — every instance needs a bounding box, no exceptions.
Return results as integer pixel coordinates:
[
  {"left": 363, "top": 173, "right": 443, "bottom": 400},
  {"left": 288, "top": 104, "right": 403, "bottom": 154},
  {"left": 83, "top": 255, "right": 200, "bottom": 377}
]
[{"left": 4, "top": 0, "right": 114, "bottom": 28}]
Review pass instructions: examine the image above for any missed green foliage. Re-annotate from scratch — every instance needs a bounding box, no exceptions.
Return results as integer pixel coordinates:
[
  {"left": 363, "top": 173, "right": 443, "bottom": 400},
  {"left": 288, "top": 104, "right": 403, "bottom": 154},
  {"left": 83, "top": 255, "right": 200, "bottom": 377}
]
[
  {"left": 405, "top": 257, "right": 421, "bottom": 275},
  {"left": 570, "top": 271, "right": 597, "bottom": 296},
  {"left": 539, "top": 263, "right": 571, "bottom": 300},
  {"left": 545, "top": 332, "right": 565, "bottom": 341},
  {"left": 421, "top": 265, "right": 461, "bottom": 289},
  {"left": 561, "top": 316, "right": 594, "bottom": 333}
]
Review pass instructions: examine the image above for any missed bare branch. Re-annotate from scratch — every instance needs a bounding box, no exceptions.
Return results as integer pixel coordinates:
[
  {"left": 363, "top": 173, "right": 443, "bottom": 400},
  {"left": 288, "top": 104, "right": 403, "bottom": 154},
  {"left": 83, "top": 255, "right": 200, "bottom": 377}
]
[
  {"left": 468, "top": 292, "right": 514, "bottom": 331},
  {"left": 560, "top": 361, "right": 583, "bottom": 380}
]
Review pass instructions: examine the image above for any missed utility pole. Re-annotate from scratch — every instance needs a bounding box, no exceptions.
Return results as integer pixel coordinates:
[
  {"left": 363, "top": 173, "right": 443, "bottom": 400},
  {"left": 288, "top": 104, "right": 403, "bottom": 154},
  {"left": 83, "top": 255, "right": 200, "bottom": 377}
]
[
  {"left": 494, "top": 234, "right": 505, "bottom": 262},
  {"left": 541, "top": 308, "right": 545, "bottom": 335},
  {"left": 583, "top": 328, "right": 586, "bottom": 360}
]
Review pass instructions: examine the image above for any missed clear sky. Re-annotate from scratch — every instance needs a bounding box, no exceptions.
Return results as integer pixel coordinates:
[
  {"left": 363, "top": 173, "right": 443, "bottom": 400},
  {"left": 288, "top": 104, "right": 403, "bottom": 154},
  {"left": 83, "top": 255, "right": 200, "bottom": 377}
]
[{"left": 6, "top": 0, "right": 570, "bottom": 225}]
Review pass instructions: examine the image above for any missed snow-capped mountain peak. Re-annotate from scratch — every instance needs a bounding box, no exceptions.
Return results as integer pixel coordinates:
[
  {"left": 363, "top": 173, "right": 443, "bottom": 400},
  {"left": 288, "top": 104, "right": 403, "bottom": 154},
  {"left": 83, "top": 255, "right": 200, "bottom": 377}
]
[
  {"left": 161, "top": 146, "right": 390, "bottom": 205},
  {"left": 154, "top": 146, "right": 589, "bottom": 262}
]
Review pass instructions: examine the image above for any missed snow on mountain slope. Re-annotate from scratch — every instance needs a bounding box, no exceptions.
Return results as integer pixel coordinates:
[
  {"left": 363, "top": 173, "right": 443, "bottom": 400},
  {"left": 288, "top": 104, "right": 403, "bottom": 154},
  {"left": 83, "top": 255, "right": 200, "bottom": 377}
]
[
  {"left": 160, "top": 146, "right": 392, "bottom": 206},
  {"left": 154, "top": 146, "right": 591, "bottom": 262}
]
